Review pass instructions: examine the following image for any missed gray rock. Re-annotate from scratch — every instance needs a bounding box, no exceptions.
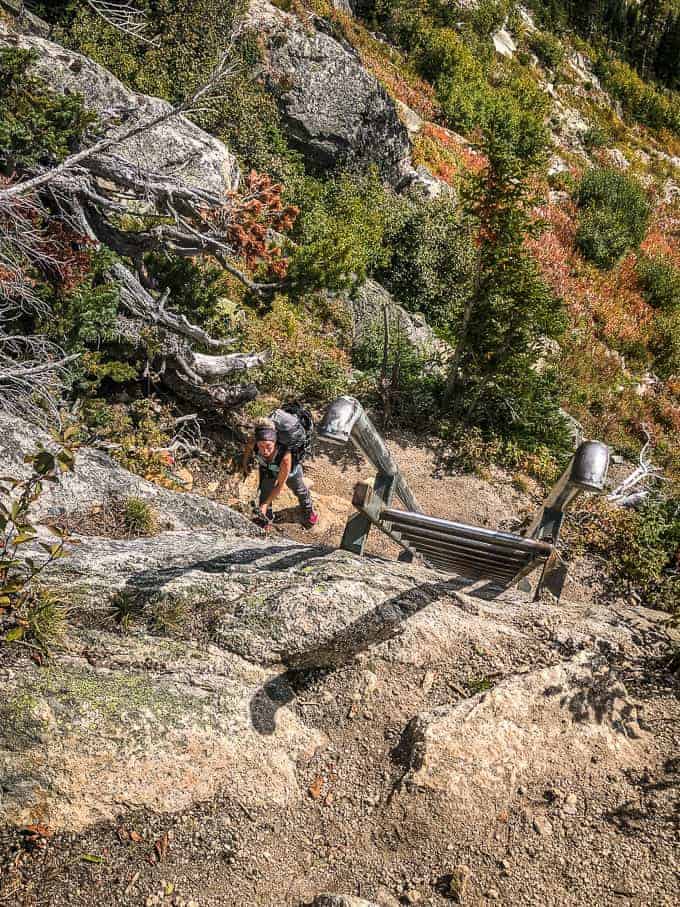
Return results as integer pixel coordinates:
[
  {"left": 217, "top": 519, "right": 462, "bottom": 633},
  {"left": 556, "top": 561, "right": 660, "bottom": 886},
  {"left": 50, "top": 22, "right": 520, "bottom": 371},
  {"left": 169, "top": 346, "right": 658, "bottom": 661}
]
[
  {"left": 0, "top": 413, "right": 257, "bottom": 536},
  {"left": 492, "top": 28, "right": 516, "bottom": 58},
  {"left": 0, "top": 630, "right": 324, "bottom": 831},
  {"left": 407, "top": 165, "right": 455, "bottom": 201},
  {"left": 0, "top": 22, "right": 239, "bottom": 197},
  {"left": 246, "top": 0, "right": 411, "bottom": 185},
  {"left": 533, "top": 815, "right": 553, "bottom": 836},
  {"left": 395, "top": 99, "right": 423, "bottom": 138},
  {"left": 38, "top": 528, "right": 447, "bottom": 669},
  {"left": 330, "top": 0, "right": 354, "bottom": 14},
  {"left": 345, "top": 279, "right": 451, "bottom": 358},
  {"left": 568, "top": 51, "right": 601, "bottom": 90},
  {"left": 404, "top": 653, "right": 647, "bottom": 819}
]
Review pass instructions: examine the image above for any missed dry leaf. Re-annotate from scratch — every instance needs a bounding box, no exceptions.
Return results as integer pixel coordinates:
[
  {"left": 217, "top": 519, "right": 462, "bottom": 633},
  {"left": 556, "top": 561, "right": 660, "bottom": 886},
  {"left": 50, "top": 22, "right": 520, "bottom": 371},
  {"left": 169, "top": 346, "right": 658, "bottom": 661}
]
[
  {"left": 154, "top": 831, "right": 169, "bottom": 862},
  {"left": 308, "top": 776, "right": 324, "bottom": 800},
  {"left": 129, "top": 830, "right": 143, "bottom": 843}
]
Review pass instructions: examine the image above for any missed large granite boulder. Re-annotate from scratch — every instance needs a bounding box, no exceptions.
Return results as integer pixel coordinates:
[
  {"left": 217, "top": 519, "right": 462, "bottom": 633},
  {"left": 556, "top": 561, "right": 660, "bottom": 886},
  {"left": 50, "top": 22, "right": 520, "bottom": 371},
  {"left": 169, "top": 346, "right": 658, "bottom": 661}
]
[
  {"left": 0, "top": 21, "right": 239, "bottom": 196},
  {"left": 246, "top": 0, "right": 411, "bottom": 185},
  {"left": 0, "top": 629, "right": 324, "bottom": 831}
]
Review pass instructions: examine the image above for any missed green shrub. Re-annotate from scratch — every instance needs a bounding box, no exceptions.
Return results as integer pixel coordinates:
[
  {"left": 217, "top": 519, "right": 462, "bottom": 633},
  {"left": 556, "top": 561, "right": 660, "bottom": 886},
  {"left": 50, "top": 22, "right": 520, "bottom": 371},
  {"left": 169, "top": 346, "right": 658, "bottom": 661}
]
[
  {"left": 576, "top": 209, "right": 633, "bottom": 269},
  {"left": 351, "top": 312, "right": 444, "bottom": 428},
  {"left": 22, "top": 590, "right": 70, "bottom": 652},
  {"left": 123, "top": 497, "right": 158, "bottom": 537},
  {"left": 287, "top": 171, "right": 393, "bottom": 293},
  {"left": 413, "top": 27, "right": 493, "bottom": 133},
  {"left": 582, "top": 125, "right": 609, "bottom": 151},
  {"left": 239, "top": 296, "right": 352, "bottom": 401},
  {"left": 547, "top": 169, "right": 577, "bottom": 193},
  {"left": 1, "top": 434, "right": 77, "bottom": 653},
  {"left": 377, "top": 194, "right": 475, "bottom": 335},
  {"left": 0, "top": 47, "right": 95, "bottom": 170},
  {"left": 576, "top": 167, "right": 651, "bottom": 268},
  {"left": 637, "top": 255, "right": 680, "bottom": 313},
  {"left": 371, "top": 0, "right": 509, "bottom": 45},
  {"left": 650, "top": 311, "right": 680, "bottom": 379},
  {"left": 595, "top": 57, "right": 680, "bottom": 136},
  {"left": 529, "top": 30, "right": 566, "bottom": 71},
  {"left": 572, "top": 495, "right": 680, "bottom": 613},
  {"left": 44, "top": 247, "right": 121, "bottom": 345}
]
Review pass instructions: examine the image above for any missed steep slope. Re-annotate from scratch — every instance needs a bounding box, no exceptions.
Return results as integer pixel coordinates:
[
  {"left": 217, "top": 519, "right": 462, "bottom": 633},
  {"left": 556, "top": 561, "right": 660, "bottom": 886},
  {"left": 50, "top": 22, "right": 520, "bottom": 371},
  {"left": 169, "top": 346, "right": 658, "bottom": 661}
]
[{"left": 1, "top": 432, "right": 678, "bottom": 906}]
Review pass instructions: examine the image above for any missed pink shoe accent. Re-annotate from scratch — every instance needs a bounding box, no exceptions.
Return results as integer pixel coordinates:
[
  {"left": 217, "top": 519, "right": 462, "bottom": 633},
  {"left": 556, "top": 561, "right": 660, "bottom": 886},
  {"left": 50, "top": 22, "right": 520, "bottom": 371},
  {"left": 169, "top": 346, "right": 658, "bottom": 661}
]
[{"left": 305, "top": 511, "right": 319, "bottom": 527}]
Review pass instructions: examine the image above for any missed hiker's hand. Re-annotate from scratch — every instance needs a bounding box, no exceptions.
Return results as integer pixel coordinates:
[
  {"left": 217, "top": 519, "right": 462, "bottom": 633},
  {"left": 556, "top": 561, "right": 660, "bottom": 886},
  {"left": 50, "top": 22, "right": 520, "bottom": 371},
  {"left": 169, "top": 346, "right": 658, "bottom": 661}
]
[{"left": 258, "top": 503, "right": 269, "bottom": 517}]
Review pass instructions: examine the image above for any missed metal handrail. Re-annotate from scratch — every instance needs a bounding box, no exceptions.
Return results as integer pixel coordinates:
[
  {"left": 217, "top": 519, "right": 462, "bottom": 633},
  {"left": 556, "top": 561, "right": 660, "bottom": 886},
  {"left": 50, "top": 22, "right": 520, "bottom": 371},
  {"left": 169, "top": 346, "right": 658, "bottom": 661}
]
[{"left": 318, "top": 396, "right": 421, "bottom": 513}]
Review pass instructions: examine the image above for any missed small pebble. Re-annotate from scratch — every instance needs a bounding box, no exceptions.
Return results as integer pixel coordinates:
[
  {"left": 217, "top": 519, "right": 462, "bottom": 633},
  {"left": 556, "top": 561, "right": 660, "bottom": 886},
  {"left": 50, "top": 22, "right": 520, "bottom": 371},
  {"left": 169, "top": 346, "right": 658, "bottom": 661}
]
[{"left": 533, "top": 815, "right": 553, "bottom": 836}]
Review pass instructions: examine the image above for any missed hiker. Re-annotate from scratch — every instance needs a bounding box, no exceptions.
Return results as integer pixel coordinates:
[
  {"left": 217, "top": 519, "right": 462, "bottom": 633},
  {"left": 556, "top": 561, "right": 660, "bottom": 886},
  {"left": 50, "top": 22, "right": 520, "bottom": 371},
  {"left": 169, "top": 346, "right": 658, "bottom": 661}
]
[{"left": 242, "top": 415, "right": 319, "bottom": 528}]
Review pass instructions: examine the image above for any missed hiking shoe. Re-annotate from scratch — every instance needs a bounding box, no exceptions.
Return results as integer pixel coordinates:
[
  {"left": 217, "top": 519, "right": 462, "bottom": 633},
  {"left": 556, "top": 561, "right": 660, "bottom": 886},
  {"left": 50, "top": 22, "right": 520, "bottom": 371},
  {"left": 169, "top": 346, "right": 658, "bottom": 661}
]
[{"left": 303, "top": 510, "right": 319, "bottom": 528}]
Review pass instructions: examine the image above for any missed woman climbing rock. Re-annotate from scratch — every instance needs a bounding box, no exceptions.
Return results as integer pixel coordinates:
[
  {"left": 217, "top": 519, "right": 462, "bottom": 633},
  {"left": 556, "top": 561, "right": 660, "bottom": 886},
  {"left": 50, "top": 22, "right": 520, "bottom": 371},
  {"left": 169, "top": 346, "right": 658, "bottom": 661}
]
[{"left": 242, "top": 415, "right": 319, "bottom": 529}]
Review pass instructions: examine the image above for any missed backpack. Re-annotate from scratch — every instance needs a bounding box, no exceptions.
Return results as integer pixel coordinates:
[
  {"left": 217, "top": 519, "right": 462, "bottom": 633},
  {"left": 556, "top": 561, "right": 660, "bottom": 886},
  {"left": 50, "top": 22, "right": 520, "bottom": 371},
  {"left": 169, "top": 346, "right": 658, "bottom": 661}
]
[{"left": 270, "top": 402, "right": 314, "bottom": 465}]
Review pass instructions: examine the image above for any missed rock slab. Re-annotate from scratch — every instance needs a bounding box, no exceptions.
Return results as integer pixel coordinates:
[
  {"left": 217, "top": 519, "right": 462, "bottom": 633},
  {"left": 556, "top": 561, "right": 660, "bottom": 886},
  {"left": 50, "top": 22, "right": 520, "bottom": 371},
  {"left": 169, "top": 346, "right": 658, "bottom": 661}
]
[
  {"left": 246, "top": 0, "right": 411, "bottom": 185},
  {"left": 0, "top": 21, "right": 239, "bottom": 196}
]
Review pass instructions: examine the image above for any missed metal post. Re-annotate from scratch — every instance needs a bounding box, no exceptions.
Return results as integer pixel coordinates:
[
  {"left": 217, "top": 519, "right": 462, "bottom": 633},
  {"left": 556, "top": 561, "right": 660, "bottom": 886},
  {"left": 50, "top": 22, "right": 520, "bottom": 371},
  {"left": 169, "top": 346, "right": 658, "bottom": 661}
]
[
  {"left": 318, "top": 396, "right": 421, "bottom": 513},
  {"left": 530, "top": 440, "right": 610, "bottom": 600}
]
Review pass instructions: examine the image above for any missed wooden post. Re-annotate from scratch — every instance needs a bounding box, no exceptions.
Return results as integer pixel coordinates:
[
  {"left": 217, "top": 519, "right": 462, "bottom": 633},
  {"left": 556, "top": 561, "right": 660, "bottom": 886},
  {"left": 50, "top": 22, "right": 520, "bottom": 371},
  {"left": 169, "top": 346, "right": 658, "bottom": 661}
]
[{"left": 340, "top": 471, "right": 395, "bottom": 556}]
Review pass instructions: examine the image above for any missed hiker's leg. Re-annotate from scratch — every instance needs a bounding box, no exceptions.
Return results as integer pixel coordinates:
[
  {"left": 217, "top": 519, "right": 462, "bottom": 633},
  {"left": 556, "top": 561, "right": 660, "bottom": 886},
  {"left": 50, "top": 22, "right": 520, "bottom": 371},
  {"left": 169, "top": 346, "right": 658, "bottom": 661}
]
[
  {"left": 258, "top": 469, "right": 275, "bottom": 520},
  {"left": 286, "top": 465, "right": 313, "bottom": 513}
]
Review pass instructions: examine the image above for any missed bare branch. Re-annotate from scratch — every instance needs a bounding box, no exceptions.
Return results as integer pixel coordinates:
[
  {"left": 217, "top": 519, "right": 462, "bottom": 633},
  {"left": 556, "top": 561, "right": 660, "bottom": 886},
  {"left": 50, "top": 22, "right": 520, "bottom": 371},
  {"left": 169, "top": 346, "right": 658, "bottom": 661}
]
[
  {"left": 84, "top": 0, "right": 160, "bottom": 46},
  {"left": 0, "top": 334, "right": 79, "bottom": 425},
  {"left": 608, "top": 426, "right": 666, "bottom": 506},
  {"left": 112, "top": 262, "right": 238, "bottom": 350},
  {"left": 0, "top": 23, "right": 243, "bottom": 202}
]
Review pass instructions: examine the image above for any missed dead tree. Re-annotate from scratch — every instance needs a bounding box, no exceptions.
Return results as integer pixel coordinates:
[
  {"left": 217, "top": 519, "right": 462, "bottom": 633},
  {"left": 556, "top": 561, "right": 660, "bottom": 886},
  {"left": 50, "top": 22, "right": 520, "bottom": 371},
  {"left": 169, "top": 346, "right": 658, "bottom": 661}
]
[
  {"left": 607, "top": 427, "right": 666, "bottom": 508},
  {"left": 83, "top": 0, "right": 159, "bottom": 45},
  {"left": 0, "top": 18, "right": 296, "bottom": 422}
]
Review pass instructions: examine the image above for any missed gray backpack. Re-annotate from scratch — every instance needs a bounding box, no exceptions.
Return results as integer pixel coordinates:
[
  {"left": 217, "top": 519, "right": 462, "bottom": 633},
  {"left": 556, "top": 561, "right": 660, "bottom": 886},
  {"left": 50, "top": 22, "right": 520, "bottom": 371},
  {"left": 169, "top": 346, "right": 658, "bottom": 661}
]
[{"left": 270, "top": 403, "right": 313, "bottom": 464}]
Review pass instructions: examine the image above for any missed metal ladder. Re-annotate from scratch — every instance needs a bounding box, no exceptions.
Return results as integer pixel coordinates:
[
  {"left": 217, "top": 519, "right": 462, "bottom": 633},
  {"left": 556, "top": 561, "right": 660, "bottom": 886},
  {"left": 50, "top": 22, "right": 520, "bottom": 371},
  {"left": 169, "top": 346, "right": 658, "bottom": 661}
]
[{"left": 318, "top": 396, "right": 610, "bottom": 600}]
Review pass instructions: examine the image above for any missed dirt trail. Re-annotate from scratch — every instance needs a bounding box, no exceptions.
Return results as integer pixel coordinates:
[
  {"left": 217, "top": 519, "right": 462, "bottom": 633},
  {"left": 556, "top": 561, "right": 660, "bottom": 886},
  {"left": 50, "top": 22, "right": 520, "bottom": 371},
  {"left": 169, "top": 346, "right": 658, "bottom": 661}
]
[{"left": 223, "top": 432, "right": 534, "bottom": 551}]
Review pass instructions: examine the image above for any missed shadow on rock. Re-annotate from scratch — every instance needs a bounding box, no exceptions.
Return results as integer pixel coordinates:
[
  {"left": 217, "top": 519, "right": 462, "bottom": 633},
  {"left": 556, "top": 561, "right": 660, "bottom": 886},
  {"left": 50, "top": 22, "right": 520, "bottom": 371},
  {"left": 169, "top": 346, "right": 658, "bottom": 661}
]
[
  {"left": 544, "top": 666, "right": 641, "bottom": 736},
  {"left": 249, "top": 578, "right": 473, "bottom": 736},
  {"left": 120, "top": 544, "right": 334, "bottom": 602}
]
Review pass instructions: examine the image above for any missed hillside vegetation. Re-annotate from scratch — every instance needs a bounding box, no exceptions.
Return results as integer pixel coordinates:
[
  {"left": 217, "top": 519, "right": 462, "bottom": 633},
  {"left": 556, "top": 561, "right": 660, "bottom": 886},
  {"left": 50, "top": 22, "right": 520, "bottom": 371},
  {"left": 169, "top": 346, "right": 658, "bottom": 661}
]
[{"left": 0, "top": 0, "right": 678, "bottom": 613}]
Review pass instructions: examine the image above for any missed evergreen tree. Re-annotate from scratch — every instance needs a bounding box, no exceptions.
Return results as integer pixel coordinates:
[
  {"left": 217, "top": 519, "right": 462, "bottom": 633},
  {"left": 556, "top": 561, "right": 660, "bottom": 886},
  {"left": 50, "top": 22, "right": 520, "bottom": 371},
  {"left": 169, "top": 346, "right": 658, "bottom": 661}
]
[{"left": 443, "top": 96, "right": 567, "bottom": 446}]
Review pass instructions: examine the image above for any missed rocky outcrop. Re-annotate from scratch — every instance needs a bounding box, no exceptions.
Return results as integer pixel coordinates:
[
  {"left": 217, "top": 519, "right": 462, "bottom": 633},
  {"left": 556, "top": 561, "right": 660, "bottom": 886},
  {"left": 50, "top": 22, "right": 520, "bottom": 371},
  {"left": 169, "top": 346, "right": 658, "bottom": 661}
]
[
  {"left": 394, "top": 99, "right": 423, "bottom": 138},
  {"left": 0, "top": 630, "right": 324, "bottom": 831},
  {"left": 407, "top": 164, "right": 455, "bottom": 201},
  {"left": 0, "top": 22, "right": 239, "bottom": 196},
  {"left": 246, "top": 0, "right": 411, "bottom": 185},
  {"left": 0, "top": 426, "right": 668, "bottom": 851},
  {"left": 0, "top": 414, "right": 257, "bottom": 536},
  {"left": 404, "top": 653, "right": 646, "bottom": 813},
  {"left": 39, "top": 525, "right": 652, "bottom": 675}
]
